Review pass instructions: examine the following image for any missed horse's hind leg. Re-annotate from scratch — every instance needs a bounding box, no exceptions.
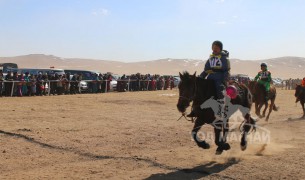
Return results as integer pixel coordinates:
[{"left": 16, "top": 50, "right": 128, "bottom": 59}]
[
  {"left": 192, "top": 118, "right": 210, "bottom": 149},
  {"left": 266, "top": 98, "right": 275, "bottom": 121}
]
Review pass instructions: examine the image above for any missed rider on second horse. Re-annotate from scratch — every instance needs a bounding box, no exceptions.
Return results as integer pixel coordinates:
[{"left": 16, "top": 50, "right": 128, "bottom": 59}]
[
  {"left": 296, "top": 77, "right": 305, "bottom": 103},
  {"left": 254, "top": 63, "right": 272, "bottom": 102},
  {"left": 187, "top": 40, "right": 230, "bottom": 117}
]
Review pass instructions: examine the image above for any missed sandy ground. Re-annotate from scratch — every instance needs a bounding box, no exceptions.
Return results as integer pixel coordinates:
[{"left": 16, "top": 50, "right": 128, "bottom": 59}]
[{"left": 0, "top": 89, "right": 305, "bottom": 179}]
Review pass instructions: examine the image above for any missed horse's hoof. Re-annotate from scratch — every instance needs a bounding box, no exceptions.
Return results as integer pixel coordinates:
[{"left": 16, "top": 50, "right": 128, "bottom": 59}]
[
  {"left": 198, "top": 142, "right": 210, "bottom": 149},
  {"left": 216, "top": 147, "right": 223, "bottom": 155},
  {"left": 240, "top": 141, "right": 247, "bottom": 151},
  {"left": 265, "top": 117, "right": 269, "bottom": 121},
  {"left": 215, "top": 150, "right": 223, "bottom": 155},
  {"left": 222, "top": 143, "right": 231, "bottom": 151}
]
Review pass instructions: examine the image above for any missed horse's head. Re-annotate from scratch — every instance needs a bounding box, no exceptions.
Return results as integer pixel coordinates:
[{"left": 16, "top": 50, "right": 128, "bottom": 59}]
[
  {"left": 295, "top": 84, "right": 303, "bottom": 98},
  {"left": 177, "top": 71, "right": 196, "bottom": 113}
]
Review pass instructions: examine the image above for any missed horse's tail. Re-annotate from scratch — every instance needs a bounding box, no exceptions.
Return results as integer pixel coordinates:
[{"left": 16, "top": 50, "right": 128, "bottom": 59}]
[{"left": 271, "top": 85, "right": 278, "bottom": 111}]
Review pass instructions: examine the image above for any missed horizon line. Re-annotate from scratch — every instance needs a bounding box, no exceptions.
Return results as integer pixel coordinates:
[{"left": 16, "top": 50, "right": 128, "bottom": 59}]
[{"left": 1, "top": 54, "right": 304, "bottom": 63}]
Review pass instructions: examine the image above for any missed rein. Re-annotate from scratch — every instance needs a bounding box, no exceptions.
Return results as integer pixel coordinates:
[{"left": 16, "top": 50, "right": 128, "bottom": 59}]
[
  {"left": 178, "top": 77, "right": 198, "bottom": 122},
  {"left": 177, "top": 113, "right": 196, "bottom": 123}
]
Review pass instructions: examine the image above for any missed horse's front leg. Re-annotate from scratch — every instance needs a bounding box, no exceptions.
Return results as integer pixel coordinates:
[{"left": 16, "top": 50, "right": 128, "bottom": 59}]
[
  {"left": 240, "top": 113, "right": 255, "bottom": 151},
  {"left": 213, "top": 119, "right": 231, "bottom": 155},
  {"left": 262, "top": 101, "right": 268, "bottom": 117},
  {"left": 255, "top": 101, "right": 259, "bottom": 116},
  {"left": 257, "top": 103, "right": 264, "bottom": 118},
  {"left": 192, "top": 117, "right": 210, "bottom": 149}
]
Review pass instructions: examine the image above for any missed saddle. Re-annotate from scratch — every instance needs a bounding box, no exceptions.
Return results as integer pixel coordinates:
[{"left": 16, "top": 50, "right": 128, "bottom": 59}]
[{"left": 227, "top": 81, "right": 245, "bottom": 99}]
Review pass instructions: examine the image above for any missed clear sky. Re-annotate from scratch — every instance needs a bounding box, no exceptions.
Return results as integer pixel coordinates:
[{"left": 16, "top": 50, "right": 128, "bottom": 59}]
[{"left": 0, "top": 0, "right": 304, "bottom": 62}]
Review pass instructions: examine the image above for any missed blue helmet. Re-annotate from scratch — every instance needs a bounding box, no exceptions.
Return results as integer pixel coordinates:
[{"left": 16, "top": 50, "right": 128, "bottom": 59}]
[{"left": 260, "top": 63, "right": 267, "bottom": 67}]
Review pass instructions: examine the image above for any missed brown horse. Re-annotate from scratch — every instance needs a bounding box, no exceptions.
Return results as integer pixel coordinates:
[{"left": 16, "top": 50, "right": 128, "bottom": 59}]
[
  {"left": 247, "top": 81, "right": 278, "bottom": 121},
  {"left": 177, "top": 71, "right": 256, "bottom": 155},
  {"left": 295, "top": 84, "right": 305, "bottom": 118}
]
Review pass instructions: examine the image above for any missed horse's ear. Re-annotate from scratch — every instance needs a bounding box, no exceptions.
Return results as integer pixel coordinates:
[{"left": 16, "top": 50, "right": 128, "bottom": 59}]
[
  {"left": 193, "top": 72, "right": 197, "bottom": 77},
  {"left": 179, "top": 72, "right": 183, "bottom": 79}
]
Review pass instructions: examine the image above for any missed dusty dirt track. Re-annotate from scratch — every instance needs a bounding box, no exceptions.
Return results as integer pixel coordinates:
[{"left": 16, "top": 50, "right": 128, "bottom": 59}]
[{"left": 0, "top": 89, "right": 305, "bottom": 179}]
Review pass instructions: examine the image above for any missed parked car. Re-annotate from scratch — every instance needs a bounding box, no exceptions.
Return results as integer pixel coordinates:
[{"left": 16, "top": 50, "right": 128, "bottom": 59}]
[
  {"left": 272, "top": 78, "right": 283, "bottom": 86},
  {"left": 109, "top": 74, "right": 118, "bottom": 91},
  {"left": 230, "top": 74, "right": 250, "bottom": 85},
  {"left": 173, "top": 76, "right": 181, "bottom": 87},
  {"left": 64, "top": 69, "right": 100, "bottom": 92}
]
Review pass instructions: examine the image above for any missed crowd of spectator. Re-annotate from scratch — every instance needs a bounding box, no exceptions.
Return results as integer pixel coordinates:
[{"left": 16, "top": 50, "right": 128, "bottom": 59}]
[
  {"left": 117, "top": 74, "right": 175, "bottom": 92},
  {"left": 0, "top": 71, "right": 176, "bottom": 97},
  {"left": 281, "top": 78, "right": 303, "bottom": 90}
]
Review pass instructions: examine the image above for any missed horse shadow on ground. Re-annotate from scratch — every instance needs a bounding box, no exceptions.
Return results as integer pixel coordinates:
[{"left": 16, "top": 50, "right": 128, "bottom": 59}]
[
  {"left": 144, "top": 158, "right": 239, "bottom": 180},
  {"left": 287, "top": 117, "right": 305, "bottom": 122},
  {"left": 0, "top": 129, "right": 239, "bottom": 177}
]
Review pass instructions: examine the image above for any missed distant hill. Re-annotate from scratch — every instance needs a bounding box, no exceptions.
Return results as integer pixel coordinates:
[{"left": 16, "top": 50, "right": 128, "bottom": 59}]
[{"left": 0, "top": 54, "right": 304, "bottom": 79}]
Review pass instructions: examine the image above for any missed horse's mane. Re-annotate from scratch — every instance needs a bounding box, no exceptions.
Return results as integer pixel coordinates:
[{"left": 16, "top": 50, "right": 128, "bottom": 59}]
[
  {"left": 180, "top": 71, "right": 191, "bottom": 80},
  {"left": 180, "top": 71, "right": 216, "bottom": 102},
  {"left": 249, "top": 81, "right": 266, "bottom": 93}
]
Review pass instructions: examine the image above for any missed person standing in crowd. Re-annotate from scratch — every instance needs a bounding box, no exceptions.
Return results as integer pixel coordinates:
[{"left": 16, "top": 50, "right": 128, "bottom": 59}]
[
  {"left": 61, "top": 74, "right": 69, "bottom": 94},
  {"left": 97, "top": 73, "right": 103, "bottom": 93},
  {"left": 170, "top": 76, "right": 174, "bottom": 90},
  {"left": 42, "top": 73, "right": 48, "bottom": 95},
  {"left": 24, "top": 72, "right": 30, "bottom": 96},
  {"left": 12, "top": 72, "right": 19, "bottom": 96},
  {"left": 70, "top": 74, "right": 76, "bottom": 94},
  {"left": 91, "top": 73, "right": 98, "bottom": 93},
  {"left": 36, "top": 72, "right": 44, "bottom": 96},
  {"left": 57, "top": 74, "right": 63, "bottom": 95},
  {"left": 0, "top": 71, "right": 3, "bottom": 97},
  {"left": 107, "top": 74, "right": 112, "bottom": 92},
  {"left": 77, "top": 73, "right": 82, "bottom": 93},
  {"left": 289, "top": 78, "right": 292, "bottom": 90},
  {"left": 30, "top": 75, "right": 37, "bottom": 96},
  {"left": 65, "top": 72, "right": 71, "bottom": 94},
  {"left": 16, "top": 73, "right": 24, "bottom": 97}
]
